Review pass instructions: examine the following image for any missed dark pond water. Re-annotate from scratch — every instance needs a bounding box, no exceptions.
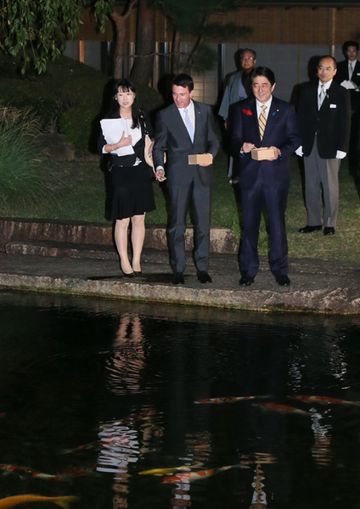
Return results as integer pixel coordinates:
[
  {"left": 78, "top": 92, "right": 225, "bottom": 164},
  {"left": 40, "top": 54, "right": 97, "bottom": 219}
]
[{"left": 0, "top": 291, "right": 359, "bottom": 509}]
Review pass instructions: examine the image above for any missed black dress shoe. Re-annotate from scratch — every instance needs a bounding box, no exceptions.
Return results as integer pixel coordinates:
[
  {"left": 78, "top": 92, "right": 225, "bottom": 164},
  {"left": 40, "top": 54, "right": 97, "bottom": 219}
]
[
  {"left": 323, "top": 227, "right": 335, "bottom": 236},
  {"left": 298, "top": 225, "right": 322, "bottom": 233},
  {"left": 239, "top": 275, "right": 255, "bottom": 286},
  {"left": 173, "top": 272, "right": 184, "bottom": 285},
  {"left": 133, "top": 271, "right": 143, "bottom": 276},
  {"left": 275, "top": 275, "right": 291, "bottom": 286},
  {"left": 122, "top": 271, "right": 135, "bottom": 278},
  {"left": 197, "top": 271, "right": 212, "bottom": 283}
]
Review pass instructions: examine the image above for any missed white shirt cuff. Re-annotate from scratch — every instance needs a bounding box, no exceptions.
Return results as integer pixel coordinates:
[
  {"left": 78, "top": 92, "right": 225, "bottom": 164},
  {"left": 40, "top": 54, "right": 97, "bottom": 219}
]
[
  {"left": 340, "top": 80, "right": 357, "bottom": 90},
  {"left": 336, "top": 150, "right": 346, "bottom": 159},
  {"left": 295, "top": 146, "right": 303, "bottom": 157}
]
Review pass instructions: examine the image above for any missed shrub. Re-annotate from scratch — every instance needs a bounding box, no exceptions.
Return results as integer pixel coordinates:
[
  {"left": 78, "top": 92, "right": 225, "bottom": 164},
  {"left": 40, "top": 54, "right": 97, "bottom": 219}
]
[
  {"left": 59, "top": 103, "right": 103, "bottom": 153},
  {"left": 0, "top": 53, "right": 164, "bottom": 152},
  {"left": 0, "top": 107, "right": 49, "bottom": 207}
]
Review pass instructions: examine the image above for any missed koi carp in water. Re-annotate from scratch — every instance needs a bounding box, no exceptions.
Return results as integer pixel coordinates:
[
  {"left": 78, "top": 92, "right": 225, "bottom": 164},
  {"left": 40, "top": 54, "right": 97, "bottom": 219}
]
[
  {"left": 139, "top": 464, "right": 200, "bottom": 476},
  {"left": 0, "top": 463, "right": 96, "bottom": 481},
  {"left": 0, "top": 464, "right": 59, "bottom": 480},
  {"left": 288, "top": 395, "right": 360, "bottom": 407},
  {"left": 194, "top": 395, "right": 270, "bottom": 405},
  {"left": 0, "top": 494, "right": 78, "bottom": 509},
  {"left": 253, "top": 402, "right": 309, "bottom": 416},
  {"left": 162, "top": 465, "right": 234, "bottom": 484}
]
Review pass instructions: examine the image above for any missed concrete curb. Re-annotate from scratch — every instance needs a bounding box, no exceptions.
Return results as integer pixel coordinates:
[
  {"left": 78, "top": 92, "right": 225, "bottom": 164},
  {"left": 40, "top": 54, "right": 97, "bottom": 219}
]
[
  {"left": 0, "top": 269, "right": 359, "bottom": 314},
  {"left": 1, "top": 219, "right": 359, "bottom": 316}
]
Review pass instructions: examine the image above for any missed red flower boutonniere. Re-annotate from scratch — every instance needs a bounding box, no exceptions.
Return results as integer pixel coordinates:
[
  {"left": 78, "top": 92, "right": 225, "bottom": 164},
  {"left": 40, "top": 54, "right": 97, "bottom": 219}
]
[{"left": 242, "top": 108, "right": 253, "bottom": 117}]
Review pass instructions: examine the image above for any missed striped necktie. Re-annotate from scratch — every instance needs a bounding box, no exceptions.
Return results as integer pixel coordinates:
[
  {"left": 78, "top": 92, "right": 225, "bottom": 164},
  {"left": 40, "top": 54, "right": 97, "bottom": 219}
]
[
  {"left": 258, "top": 104, "right": 267, "bottom": 140},
  {"left": 318, "top": 84, "right": 326, "bottom": 109},
  {"left": 349, "top": 61, "right": 354, "bottom": 79}
]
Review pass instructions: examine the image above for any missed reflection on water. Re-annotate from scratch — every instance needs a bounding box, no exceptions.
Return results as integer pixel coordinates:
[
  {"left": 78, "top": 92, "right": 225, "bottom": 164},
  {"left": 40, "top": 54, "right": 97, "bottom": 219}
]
[
  {"left": 250, "top": 462, "right": 267, "bottom": 507},
  {"left": 98, "top": 313, "right": 154, "bottom": 508},
  {"left": 105, "top": 314, "right": 145, "bottom": 395},
  {"left": 0, "top": 292, "right": 359, "bottom": 509}
]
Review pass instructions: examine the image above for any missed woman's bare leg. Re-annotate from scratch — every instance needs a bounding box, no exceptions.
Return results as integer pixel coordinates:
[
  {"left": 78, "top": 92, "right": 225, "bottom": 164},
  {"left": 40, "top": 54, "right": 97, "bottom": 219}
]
[
  {"left": 131, "top": 214, "right": 146, "bottom": 272},
  {"left": 114, "top": 218, "right": 133, "bottom": 274}
]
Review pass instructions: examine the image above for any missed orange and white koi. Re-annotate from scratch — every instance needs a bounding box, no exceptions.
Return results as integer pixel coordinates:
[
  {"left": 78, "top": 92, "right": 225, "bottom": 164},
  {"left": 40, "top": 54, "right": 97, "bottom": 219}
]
[
  {"left": 288, "top": 395, "right": 360, "bottom": 407},
  {"left": 253, "top": 402, "right": 309, "bottom": 416},
  {"left": 194, "top": 395, "right": 270, "bottom": 405},
  {"left": 0, "top": 464, "right": 60, "bottom": 480},
  {"left": 0, "top": 494, "right": 78, "bottom": 509},
  {"left": 139, "top": 464, "right": 200, "bottom": 476},
  {"left": 162, "top": 465, "right": 234, "bottom": 484}
]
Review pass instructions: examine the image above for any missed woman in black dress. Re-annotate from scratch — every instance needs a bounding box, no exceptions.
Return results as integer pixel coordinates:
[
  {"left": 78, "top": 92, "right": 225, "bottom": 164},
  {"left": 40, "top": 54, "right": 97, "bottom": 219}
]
[{"left": 99, "top": 79, "right": 155, "bottom": 277}]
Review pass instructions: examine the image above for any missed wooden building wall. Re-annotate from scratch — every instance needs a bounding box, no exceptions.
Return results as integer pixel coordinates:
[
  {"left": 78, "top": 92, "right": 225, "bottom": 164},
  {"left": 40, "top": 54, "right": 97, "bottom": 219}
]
[
  {"left": 72, "top": 5, "right": 360, "bottom": 103},
  {"left": 210, "top": 7, "right": 360, "bottom": 46},
  {"left": 78, "top": 6, "right": 360, "bottom": 46}
]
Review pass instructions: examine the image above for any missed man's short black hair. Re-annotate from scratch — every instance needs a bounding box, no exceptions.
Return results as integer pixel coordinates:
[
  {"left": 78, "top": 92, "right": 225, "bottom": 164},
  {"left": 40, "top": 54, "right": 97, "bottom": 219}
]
[
  {"left": 250, "top": 66, "right": 276, "bottom": 86},
  {"left": 172, "top": 73, "right": 194, "bottom": 92},
  {"left": 342, "top": 40, "right": 359, "bottom": 53},
  {"left": 240, "top": 48, "right": 257, "bottom": 60}
]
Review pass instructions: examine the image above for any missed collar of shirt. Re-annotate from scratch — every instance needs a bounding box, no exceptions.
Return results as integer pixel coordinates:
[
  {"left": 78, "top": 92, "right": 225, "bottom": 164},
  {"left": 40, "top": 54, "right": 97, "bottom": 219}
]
[
  {"left": 318, "top": 80, "right": 332, "bottom": 93},
  {"left": 179, "top": 100, "right": 195, "bottom": 125},
  {"left": 256, "top": 97, "right": 272, "bottom": 117}
]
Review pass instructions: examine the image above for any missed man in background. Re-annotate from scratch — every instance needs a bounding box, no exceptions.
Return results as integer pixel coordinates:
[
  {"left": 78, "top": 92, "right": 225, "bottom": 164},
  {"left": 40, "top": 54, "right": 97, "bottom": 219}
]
[
  {"left": 334, "top": 40, "right": 360, "bottom": 181},
  {"left": 219, "top": 48, "right": 256, "bottom": 183},
  {"left": 297, "top": 56, "right": 351, "bottom": 236}
]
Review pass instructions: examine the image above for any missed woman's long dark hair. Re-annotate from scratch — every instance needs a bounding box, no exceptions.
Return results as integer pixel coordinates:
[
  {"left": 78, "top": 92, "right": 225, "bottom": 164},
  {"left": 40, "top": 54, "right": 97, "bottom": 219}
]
[{"left": 109, "top": 78, "right": 142, "bottom": 129}]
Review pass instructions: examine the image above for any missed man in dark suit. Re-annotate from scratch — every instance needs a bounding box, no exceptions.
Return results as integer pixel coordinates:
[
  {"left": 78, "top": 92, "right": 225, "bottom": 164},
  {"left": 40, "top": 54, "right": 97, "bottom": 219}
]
[
  {"left": 334, "top": 41, "right": 360, "bottom": 172},
  {"left": 334, "top": 41, "right": 360, "bottom": 105},
  {"left": 153, "top": 74, "right": 220, "bottom": 285},
  {"left": 297, "top": 55, "right": 351, "bottom": 236},
  {"left": 229, "top": 66, "right": 301, "bottom": 287}
]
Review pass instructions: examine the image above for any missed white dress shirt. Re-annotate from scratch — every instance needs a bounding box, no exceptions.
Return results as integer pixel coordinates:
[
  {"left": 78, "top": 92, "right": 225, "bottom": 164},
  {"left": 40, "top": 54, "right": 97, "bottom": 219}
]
[{"left": 256, "top": 97, "right": 272, "bottom": 119}]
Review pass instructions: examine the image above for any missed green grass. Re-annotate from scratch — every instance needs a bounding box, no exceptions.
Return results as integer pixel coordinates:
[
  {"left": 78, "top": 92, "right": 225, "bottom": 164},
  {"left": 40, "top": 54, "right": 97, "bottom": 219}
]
[
  {"left": 286, "top": 161, "right": 360, "bottom": 263},
  {"left": 0, "top": 150, "right": 359, "bottom": 263}
]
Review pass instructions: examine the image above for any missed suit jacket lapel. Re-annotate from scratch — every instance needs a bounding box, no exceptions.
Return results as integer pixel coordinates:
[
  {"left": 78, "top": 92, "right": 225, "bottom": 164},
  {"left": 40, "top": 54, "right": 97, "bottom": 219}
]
[
  {"left": 246, "top": 98, "right": 258, "bottom": 133},
  {"left": 192, "top": 101, "right": 201, "bottom": 144},
  {"left": 353, "top": 61, "right": 360, "bottom": 84},
  {"left": 321, "top": 82, "right": 334, "bottom": 109},
  {"left": 266, "top": 98, "right": 279, "bottom": 130}
]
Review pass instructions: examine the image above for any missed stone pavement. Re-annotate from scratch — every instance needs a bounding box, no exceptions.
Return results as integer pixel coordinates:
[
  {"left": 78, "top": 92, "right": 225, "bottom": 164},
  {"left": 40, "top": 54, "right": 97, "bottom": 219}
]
[{"left": 0, "top": 248, "right": 359, "bottom": 315}]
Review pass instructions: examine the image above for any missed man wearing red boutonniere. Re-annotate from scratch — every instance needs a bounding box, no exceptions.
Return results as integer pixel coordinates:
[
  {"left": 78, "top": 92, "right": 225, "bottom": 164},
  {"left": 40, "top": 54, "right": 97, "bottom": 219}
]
[{"left": 229, "top": 66, "right": 301, "bottom": 287}]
